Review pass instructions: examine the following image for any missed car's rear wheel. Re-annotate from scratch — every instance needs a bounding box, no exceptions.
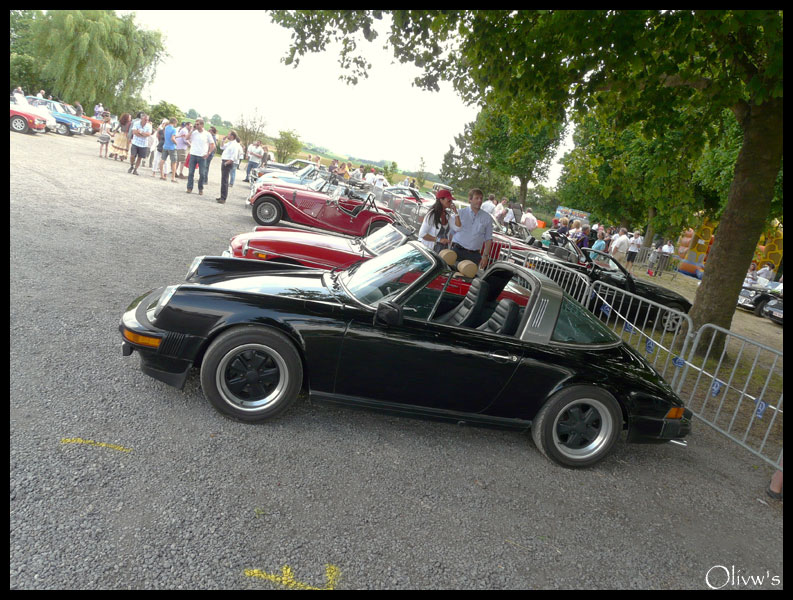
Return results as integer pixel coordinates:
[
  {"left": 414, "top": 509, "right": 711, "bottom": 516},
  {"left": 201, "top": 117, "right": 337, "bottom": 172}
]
[
  {"left": 252, "top": 196, "right": 282, "bottom": 226},
  {"left": 10, "top": 116, "right": 29, "bottom": 134},
  {"left": 660, "top": 302, "right": 686, "bottom": 333},
  {"left": 531, "top": 386, "right": 622, "bottom": 468},
  {"left": 200, "top": 326, "right": 302, "bottom": 422},
  {"left": 55, "top": 122, "right": 71, "bottom": 136}
]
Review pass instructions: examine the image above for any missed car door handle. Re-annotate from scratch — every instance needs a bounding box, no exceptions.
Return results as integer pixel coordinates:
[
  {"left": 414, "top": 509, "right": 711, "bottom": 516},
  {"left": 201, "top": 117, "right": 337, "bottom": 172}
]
[{"left": 488, "top": 352, "right": 517, "bottom": 363}]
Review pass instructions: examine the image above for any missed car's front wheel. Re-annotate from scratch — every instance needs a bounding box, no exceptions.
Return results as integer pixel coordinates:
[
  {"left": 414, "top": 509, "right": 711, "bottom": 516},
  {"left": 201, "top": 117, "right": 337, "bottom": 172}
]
[
  {"left": 531, "top": 386, "right": 622, "bottom": 468},
  {"left": 10, "top": 116, "right": 29, "bottom": 134},
  {"left": 55, "top": 122, "right": 71, "bottom": 136},
  {"left": 659, "top": 302, "right": 686, "bottom": 333},
  {"left": 200, "top": 326, "right": 303, "bottom": 422},
  {"left": 252, "top": 196, "right": 282, "bottom": 226}
]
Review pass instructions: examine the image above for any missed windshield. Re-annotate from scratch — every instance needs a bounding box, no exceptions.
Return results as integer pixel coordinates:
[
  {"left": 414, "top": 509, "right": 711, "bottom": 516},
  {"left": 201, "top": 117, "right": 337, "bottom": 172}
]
[
  {"left": 583, "top": 248, "right": 622, "bottom": 273},
  {"left": 50, "top": 101, "right": 66, "bottom": 113},
  {"left": 295, "top": 165, "right": 314, "bottom": 179},
  {"left": 339, "top": 243, "right": 434, "bottom": 305},
  {"left": 63, "top": 104, "right": 77, "bottom": 115},
  {"left": 363, "top": 224, "right": 407, "bottom": 255},
  {"left": 306, "top": 178, "right": 329, "bottom": 193}
]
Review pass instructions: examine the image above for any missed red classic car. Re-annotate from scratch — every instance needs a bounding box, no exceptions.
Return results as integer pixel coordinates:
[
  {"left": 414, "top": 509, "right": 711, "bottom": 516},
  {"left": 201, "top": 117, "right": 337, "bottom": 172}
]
[
  {"left": 246, "top": 176, "right": 398, "bottom": 237},
  {"left": 10, "top": 105, "right": 47, "bottom": 134}
]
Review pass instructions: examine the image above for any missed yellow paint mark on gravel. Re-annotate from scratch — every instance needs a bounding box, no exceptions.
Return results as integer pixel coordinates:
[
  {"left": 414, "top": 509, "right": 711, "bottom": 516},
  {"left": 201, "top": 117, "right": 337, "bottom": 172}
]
[
  {"left": 244, "top": 564, "right": 341, "bottom": 590},
  {"left": 61, "top": 437, "right": 133, "bottom": 453}
]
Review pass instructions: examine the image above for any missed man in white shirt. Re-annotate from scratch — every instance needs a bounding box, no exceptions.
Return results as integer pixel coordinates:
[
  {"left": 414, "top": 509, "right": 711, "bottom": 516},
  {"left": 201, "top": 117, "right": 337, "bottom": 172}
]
[
  {"left": 661, "top": 241, "right": 675, "bottom": 254},
  {"left": 481, "top": 193, "right": 497, "bottom": 215},
  {"left": 216, "top": 131, "right": 243, "bottom": 204},
  {"left": 128, "top": 113, "right": 152, "bottom": 176},
  {"left": 364, "top": 169, "right": 376, "bottom": 185},
  {"left": 185, "top": 118, "right": 215, "bottom": 195},
  {"left": 244, "top": 141, "right": 264, "bottom": 182},
  {"left": 521, "top": 207, "right": 538, "bottom": 233},
  {"left": 610, "top": 228, "right": 631, "bottom": 266},
  {"left": 450, "top": 188, "right": 493, "bottom": 270},
  {"left": 757, "top": 263, "right": 775, "bottom": 281},
  {"left": 374, "top": 172, "right": 388, "bottom": 188}
]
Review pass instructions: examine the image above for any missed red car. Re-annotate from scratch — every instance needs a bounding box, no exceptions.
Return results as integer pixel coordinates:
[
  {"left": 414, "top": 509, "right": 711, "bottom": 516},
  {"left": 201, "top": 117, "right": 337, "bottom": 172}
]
[
  {"left": 246, "top": 177, "right": 397, "bottom": 237},
  {"left": 10, "top": 105, "right": 47, "bottom": 134}
]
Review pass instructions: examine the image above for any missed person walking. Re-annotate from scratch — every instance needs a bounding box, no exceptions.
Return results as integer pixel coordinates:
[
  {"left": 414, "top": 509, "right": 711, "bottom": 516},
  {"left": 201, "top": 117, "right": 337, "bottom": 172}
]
[
  {"left": 625, "top": 230, "right": 644, "bottom": 275},
  {"left": 216, "top": 131, "right": 243, "bottom": 204},
  {"left": 160, "top": 118, "right": 179, "bottom": 182},
  {"left": 97, "top": 113, "right": 112, "bottom": 158},
  {"left": 450, "top": 188, "right": 493, "bottom": 271},
  {"left": 109, "top": 113, "right": 131, "bottom": 161},
  {"left": 185, "top": 118, "right": 215, "bottom": 196},
  {"left": 150, "top": 118, "right": 169, "bottom": 177},
  {"left": 127, "top": 113, "right": 152, "bottom": 175},
  {"left": 174, "top": 122, "right": 191, "bottom": 179}
]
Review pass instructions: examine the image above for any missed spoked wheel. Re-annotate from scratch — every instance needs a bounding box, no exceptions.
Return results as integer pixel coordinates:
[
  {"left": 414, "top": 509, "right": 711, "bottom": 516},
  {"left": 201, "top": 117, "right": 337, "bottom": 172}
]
[
  {"left": 10, "top": 116, "right": 29, "bottom": 134},
  {"left": 532, "top": 386, "right": 622, "bottom": 468},
  {"left": 659, "top": 303, "right": 686, "bottom": 333},
  {"left": 252, "top": 196, "right": 282, "bottom": 226},
  {"left": 55, "top": 122, "right": 71, "bottom": 136},
  {"left": 200, "top": 326, "right": 302, "bottom": 422}
]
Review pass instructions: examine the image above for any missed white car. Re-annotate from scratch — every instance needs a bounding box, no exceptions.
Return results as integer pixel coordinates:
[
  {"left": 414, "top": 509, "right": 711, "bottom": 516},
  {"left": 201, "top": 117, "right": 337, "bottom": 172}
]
[{"left": 10, "top": 93, "right": 55, "bottom": 131}]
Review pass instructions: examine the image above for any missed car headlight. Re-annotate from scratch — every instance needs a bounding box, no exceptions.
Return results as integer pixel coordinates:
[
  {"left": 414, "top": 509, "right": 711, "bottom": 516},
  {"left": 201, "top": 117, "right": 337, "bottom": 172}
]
[
  {"left": 152, "top": 285, "right": 179, "bottom": 319},
  {"left": 185, "top": 256, "right": 204, "bottom": 280}
]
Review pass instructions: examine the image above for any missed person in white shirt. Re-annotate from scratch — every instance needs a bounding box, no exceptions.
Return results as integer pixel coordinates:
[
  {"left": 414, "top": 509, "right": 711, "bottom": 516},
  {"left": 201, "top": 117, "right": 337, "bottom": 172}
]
[
  {"left": 493, "top": 198, "right": 509, "bottom": 224},
  {"left": 374, "top": 173, "right": 388, "bottom": 188},
  {"left": 419, "top": 189, "right": 456, "bottom": 252},
  {"left": 521, "top": 207, "right": 538, "bottom": 233},
  {"left": 185, "top": 118, "right": 215, "bottom": 195},
  {"left": 626, "top": 230, "right": 644, "bottom": 274},
  {"left": 244, "top": 141, "right": 264, "bottom": 182},
  {"left": 128, "top": 113, "right": 152, "bottom": 176},
  {"left": 216, "top": 131, "right": 243, "bottom": 204},
  {"left": 450, "top": 188, "right": 493, "bottom": 270},
  {"left": 757, "top": 263, "right": 775, "bottom": 281},
  {"left": 610, "top": 228, "right": 631, "bottom": 266},
  {"left": 661, "top": 241, "right": 675, "bottom": 254},
  {"left": 351, "top": 165, "right": 365, "bottom": 181},
  {"left": 364, "top": 169, "right": 376, "bottom": 185},
  {"left": 481, "top": 193, "right": 497, "bottom": 215},
  {"left": 503, "top": 203, "right": 516, "bottom": 224}
]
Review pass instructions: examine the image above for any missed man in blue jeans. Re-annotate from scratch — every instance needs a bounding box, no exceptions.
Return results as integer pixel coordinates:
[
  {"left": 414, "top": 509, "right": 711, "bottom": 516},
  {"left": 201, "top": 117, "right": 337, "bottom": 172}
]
[{"left": 185, "top": 119, "right": 215, "bottom": 196}]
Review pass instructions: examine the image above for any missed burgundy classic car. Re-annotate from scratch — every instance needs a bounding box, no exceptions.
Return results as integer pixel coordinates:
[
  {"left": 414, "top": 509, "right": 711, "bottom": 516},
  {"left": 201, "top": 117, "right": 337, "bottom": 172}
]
[
  {"left": 246, "top": 176, "right": 397, "bottom": 237},
  {"left": 10, "top": 104, "right": 47, "bottom": 134}
]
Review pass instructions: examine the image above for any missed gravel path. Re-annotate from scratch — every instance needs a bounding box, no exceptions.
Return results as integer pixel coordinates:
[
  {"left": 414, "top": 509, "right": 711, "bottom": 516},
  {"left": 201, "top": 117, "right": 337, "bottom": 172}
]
[{"left": 10, "top": 130, "right": 783, "bottom": 590}]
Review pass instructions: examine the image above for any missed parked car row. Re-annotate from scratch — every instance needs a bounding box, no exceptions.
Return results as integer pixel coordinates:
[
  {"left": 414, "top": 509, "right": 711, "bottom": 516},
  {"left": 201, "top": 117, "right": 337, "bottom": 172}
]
[
  {"left": 736, "top": 278, "right": 783, "bottom": 325},
  {"left": 10, "top": 92, "right": 99, "bottom": 137}
]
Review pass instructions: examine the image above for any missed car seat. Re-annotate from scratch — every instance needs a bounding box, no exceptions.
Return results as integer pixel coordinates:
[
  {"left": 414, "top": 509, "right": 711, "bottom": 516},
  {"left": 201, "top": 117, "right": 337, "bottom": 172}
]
[
  {"left": 435, "top": 278, "right": 490, "bottom": 327},
  {"left": 476, "top": 298, "right": 521, "bottom": 336}
]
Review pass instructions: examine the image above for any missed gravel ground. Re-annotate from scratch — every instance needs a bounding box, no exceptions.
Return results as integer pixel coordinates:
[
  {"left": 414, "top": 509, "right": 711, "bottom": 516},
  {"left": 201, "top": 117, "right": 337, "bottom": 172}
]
[{"left": 10, "top": 130, "right": 783, "bottom": 590}]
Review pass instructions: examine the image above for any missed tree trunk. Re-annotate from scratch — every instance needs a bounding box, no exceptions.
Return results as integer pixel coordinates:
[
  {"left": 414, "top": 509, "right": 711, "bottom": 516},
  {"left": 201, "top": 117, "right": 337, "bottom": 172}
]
[
  {"left": 688, "top": 99, "right": 783, "bottom": 344},
  {"left": 644, "top": 206, "right": 657, "bottom": 248},
  {"left": 518, "top": 177, "right": 528, "bottom": 206}
]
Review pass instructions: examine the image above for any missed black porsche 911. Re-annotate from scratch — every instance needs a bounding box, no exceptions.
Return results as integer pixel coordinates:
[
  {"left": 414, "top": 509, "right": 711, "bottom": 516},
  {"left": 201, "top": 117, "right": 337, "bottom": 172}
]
[{"left": 120, "top": 243, "right": 691, "bottom": 468}]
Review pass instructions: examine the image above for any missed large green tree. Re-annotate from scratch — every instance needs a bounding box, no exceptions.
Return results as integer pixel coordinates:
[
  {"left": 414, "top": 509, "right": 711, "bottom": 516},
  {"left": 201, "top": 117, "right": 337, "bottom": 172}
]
[
  {"left": 471, "top": 106, "right": 565, "bottom": 205},
  {"left": 439, "top": 122, "right": 514, "bottom": 199},
  {"left": 274, "top": 130, "right": 302, "bottom": 163},
  {"left": 272, "top": 9, "right": 783, "bottom": 336},
  {"left": 30, "top": 10, "right": 165, "bottom": 112}
]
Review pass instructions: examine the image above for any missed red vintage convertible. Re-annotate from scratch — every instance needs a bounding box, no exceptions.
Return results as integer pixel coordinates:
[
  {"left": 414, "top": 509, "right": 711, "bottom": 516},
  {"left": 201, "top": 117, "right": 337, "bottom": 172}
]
[{"left": 246, "top": 177, "right": 397, "bottom": 237}]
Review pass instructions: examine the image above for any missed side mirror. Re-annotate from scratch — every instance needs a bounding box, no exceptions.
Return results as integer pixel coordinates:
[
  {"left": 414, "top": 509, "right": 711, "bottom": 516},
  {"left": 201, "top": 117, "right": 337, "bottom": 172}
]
[{"left": 374, "top": 301, "right": 403, "bottom": 327}]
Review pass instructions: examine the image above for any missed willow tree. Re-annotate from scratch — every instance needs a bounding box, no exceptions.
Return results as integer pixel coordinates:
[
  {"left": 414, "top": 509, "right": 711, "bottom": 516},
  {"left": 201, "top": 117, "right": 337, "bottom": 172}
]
[
  {"left": 31, "top": 10, "right": 165, "bottom": 112},
  {"left": 271, "top": 9, "right": 783, "bottom": 335}
]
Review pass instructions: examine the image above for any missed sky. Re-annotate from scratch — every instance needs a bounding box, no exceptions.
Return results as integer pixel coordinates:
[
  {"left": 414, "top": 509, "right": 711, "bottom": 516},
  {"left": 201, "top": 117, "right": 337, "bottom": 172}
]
[{"left": 124, "top": 10, "right": 571, "bottom": 184}]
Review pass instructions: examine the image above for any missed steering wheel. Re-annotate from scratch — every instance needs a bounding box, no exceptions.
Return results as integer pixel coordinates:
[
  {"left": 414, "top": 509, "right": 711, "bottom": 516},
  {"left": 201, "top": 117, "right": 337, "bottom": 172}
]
[{"left": 548, "top": 230, "right": 567, "bottom": 247}]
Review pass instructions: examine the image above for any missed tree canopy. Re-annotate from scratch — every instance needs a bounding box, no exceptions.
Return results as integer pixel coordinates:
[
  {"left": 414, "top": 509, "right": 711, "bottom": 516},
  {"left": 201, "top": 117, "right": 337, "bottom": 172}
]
[{"left": 272, "top": 9, "right": 783, "bottom": 335}]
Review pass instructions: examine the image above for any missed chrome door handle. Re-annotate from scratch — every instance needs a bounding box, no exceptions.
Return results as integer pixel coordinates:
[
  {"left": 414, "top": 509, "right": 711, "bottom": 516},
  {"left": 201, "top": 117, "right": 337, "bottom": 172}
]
[{"left": 488, "top": 352, "right": 517, "bottom": 363}]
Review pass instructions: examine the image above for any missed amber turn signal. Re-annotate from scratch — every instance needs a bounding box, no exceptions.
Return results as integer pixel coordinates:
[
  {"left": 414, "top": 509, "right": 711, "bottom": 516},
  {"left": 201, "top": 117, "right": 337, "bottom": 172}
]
[
  {"left": 122, "top": 328, "right": 162, "bottom": 349},
  {"left": 665, "top": 407, "right": 685, "bottom": 419}
]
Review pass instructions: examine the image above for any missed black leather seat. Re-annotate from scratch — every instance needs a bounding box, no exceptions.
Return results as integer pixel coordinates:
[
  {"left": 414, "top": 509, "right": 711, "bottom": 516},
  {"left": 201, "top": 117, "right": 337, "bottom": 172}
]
[
  {"left": 476, "top": 299, "right": 521, "bottom": 336},
  {"left": 436, "top": 278, "right": 490, "bottom": 327}
]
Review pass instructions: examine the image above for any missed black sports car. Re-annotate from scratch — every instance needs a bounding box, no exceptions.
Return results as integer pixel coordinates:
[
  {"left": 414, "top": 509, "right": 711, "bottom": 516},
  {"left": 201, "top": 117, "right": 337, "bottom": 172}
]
[{"left": 120, "top": 243, "right": 691, "bottom": 468}]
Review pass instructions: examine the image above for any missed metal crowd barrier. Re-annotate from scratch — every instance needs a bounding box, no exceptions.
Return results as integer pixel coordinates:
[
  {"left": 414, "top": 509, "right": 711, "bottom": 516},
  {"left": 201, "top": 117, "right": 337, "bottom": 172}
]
[{"left": 675, "top": 325, "right": 783, "bottom": 470}]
